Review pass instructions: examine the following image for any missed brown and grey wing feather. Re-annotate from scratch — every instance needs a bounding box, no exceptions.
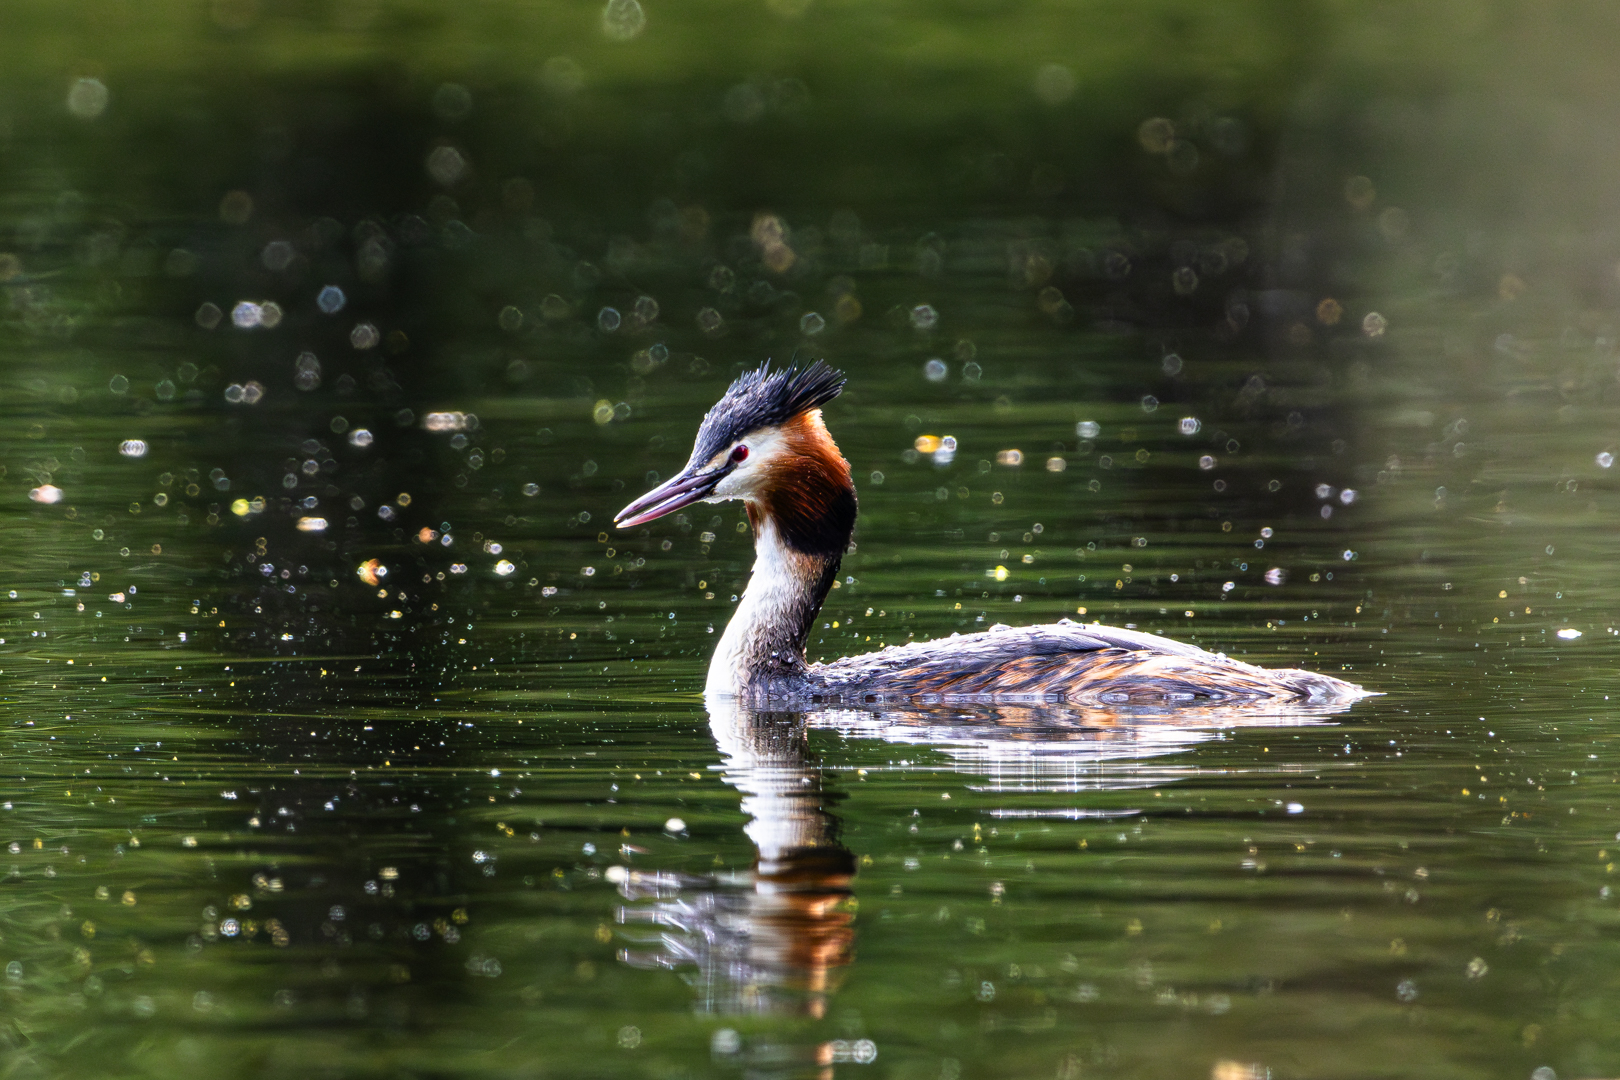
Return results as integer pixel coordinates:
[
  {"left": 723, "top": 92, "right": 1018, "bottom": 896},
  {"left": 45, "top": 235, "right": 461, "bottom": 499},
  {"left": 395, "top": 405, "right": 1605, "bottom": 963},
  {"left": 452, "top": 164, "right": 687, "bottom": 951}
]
[{"left": 812, "top": 621, "right": 1367, "bottom": 705}]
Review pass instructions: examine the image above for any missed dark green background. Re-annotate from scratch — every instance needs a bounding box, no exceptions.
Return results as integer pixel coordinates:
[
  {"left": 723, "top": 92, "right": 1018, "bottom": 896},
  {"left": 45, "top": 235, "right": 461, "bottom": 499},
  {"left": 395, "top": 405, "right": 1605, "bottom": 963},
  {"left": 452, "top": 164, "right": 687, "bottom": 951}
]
[{"left": 2, "top": 2, "right": 1620, "bottom": 1078}]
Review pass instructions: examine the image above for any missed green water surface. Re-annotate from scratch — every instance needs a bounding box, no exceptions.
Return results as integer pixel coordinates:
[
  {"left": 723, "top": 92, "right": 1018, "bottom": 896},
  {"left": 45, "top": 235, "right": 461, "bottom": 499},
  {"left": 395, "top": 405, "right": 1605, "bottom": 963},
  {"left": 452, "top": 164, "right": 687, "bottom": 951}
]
[{"left": 2, "top": 2, "right": 1620, "bottom": 1078}]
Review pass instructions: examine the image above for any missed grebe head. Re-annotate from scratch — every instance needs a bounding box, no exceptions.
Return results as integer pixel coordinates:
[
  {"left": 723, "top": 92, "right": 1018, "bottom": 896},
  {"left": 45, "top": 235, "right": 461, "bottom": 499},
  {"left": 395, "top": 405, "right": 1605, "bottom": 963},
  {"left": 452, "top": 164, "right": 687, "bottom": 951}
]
[{"left": 615, "top": 360, "right": 849, "bottom": 530}]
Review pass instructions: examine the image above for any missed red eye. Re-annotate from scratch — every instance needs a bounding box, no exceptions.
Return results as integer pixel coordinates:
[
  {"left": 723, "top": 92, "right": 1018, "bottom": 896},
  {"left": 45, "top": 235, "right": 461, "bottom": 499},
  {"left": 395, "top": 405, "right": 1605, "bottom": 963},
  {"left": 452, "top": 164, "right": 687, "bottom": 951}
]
[{"left": 730, "top": 444, "right": 749, "bottom": 463}]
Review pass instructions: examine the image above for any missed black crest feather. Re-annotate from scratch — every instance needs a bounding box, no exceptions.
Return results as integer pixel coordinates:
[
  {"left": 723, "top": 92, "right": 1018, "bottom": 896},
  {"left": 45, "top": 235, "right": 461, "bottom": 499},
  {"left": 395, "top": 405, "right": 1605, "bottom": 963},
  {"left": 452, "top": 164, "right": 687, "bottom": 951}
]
[{"left": 689, "top": 360, "right": 846, "bottom": 464}]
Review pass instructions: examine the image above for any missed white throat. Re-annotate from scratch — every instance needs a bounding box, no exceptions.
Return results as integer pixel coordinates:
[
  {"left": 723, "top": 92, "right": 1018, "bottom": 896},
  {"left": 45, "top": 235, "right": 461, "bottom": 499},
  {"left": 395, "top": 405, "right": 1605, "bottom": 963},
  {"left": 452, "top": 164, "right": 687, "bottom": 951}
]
[{"left": 706, "top": 516, "right": 816, "bottom": 696}]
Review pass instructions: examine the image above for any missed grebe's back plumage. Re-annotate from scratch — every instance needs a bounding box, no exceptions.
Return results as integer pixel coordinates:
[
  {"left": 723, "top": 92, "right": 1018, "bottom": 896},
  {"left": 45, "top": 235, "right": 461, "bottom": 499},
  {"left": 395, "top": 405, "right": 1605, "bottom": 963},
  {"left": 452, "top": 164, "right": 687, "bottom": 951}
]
[
  {"left": 616, "top": 361, "right": 1369, "bottom": 707},
  {"left": 811, "top": 620, "right": 1358, "bottom": 705}
]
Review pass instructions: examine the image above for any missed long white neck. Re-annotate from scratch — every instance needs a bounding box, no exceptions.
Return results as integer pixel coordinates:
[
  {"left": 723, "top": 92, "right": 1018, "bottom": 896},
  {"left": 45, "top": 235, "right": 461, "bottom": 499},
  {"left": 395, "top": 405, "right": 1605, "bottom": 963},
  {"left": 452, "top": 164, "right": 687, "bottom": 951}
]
[{"left": 706, "top": 515, "right": 835, "bottom": 696}]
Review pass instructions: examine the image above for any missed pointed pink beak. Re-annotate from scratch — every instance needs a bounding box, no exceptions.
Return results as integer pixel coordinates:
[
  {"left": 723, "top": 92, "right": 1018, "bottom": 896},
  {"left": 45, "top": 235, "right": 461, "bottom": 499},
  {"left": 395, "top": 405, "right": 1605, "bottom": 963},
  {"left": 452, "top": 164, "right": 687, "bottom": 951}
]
[{"left": 614, "top": 467, "right": 727, "bottom": 529}]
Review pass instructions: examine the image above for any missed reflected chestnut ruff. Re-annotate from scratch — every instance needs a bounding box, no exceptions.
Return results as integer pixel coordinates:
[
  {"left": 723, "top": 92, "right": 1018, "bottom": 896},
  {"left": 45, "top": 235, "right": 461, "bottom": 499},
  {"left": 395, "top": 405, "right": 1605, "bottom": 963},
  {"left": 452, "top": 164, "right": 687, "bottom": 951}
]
[
  {"left": 617, "top": 702, "right": 856, "bottom": 1018},
  {"left": 619, "top": 362, "right": 1373, "bottom": 707}
]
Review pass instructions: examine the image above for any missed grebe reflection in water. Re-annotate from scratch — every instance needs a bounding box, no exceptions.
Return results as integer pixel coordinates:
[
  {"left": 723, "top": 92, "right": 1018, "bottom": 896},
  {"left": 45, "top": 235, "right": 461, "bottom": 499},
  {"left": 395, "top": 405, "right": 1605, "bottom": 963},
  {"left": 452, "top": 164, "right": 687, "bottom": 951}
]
[
  {"left": 615, "top": 699, "right": 855, "bottom": 1019},
  {"left": 609, "top": 693, "right": 1356, "bottom": 1024}
]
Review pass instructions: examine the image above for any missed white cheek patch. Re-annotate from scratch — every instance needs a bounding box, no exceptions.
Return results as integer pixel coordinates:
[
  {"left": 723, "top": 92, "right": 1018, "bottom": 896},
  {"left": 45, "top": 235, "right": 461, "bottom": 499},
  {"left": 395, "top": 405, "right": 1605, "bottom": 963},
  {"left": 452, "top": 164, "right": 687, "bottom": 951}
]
[{"left": 711, "top": 426, "right": 790, "bottom": 499}]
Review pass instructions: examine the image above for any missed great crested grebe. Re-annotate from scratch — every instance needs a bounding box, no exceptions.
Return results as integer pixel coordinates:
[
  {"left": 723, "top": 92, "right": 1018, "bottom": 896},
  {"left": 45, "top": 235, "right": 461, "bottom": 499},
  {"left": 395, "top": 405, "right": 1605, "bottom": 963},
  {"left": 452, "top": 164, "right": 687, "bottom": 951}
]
[{"left": 616, "top": 361, "right": 1369, "bottom": 706}]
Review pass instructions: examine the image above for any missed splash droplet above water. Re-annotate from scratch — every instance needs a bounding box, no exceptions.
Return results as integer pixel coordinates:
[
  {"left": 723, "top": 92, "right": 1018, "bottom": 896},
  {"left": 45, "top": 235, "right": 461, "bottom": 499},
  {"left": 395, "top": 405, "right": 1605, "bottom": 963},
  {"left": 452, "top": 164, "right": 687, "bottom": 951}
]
[
  {"left": 261, "top": 241, "right": 294, "bottom": 271},
  {"left": 1137, "top": 117, "right": 1175, "bottom": 154},
  {"left": 1032, "top": 63, "right": 1076, "bottom": 105},
  {"left": 67, "top": 78, "right": 109, "bottom": 120},
  {"left": 432, "top": 82, "right": 473, "bottom": 121},
  {"left": 601, "top": 0, "right": 646, "bottom": 40},
  {"left": 426, "top": 145, "right": 469, "bottom": 187}
]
